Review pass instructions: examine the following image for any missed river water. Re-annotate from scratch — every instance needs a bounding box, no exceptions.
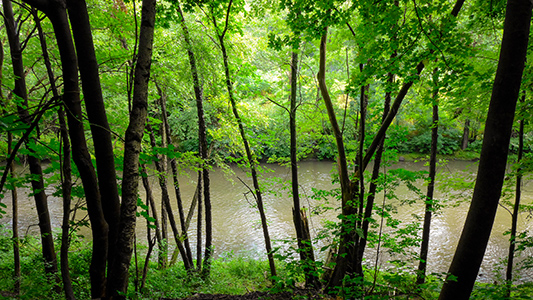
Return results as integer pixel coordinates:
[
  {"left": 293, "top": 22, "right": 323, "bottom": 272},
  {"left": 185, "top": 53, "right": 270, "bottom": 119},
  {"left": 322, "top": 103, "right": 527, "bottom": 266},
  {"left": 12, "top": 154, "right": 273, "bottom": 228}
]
[{"left": 1, "top": 159, "right": 532, "bottom": 281}]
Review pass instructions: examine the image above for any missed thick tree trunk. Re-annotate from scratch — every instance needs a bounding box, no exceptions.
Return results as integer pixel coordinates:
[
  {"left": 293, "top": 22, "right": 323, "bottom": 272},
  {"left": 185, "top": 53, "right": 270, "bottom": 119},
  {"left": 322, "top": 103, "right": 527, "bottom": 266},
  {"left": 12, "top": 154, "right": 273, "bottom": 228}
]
[
  {"left": 65, "top": 0, "right": 121, "bottom": 271},
  {"left": 3, "top": 0, "right": 59, "bottom": 283},
  {"left": 44, "top": 6, "right": 109, "bottom": 297},
  {"left": 417, "top": 95, "right": 439, "bottom": 285},
  {"left": 439, "top": 1, "right": 532, "bottom": 298},
  {"left": 107, "top": 0, "right": 157, "bottom": 296}
]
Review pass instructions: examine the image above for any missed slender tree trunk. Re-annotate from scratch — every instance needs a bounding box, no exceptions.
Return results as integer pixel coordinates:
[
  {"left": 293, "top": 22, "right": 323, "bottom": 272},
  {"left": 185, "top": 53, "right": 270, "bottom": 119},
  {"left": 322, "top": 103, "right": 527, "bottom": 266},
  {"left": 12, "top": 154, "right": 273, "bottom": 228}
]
[
  {"left": 65, "top": 0, "right": 121, "bottom": 271},
  {"left": 217, "top": 24, "right": 277, "bottom": 278},
  {"left": 141, "top": 165, "right": 163, "bottom": 256},
  {"left": 175, "top": 3, "right": 212, "bottom": 274},
  {"left": 461, "top": 119, "right": 470, "bottom": 150},
  {"left": 161, "top": 90, "right": 194, "bottom": 267},
  {"left": 417, "top": 88, "right": 439, "bottom": 285},
  {"left": 354, "top": 69, "right": 393, "bottom": 280},
  {"left": 58, "top": 106, "right": 75, "bottom": 300},
  {"left": 33, "top": 9, "right": 75, "bottom": 298},
  {"left": 140, "top": 172, "right": 156, "bottom": 291},
  {"left": 147, "top": 122, "right": 192, "bottom": 270},
  {"left": 289, "top": 51, "right": 318, "bottom": 287},
  {"left": 8, "top": 133, "right": 21, "bottom": 295},
  {"left": 439, "top": 1, "right": 532, "bottom": 298},
  {"left": 107, "top": 0, "right": 157, "bottom": 296},
  {"left": 3, "top": 0, "right": 59, "bottom": 283},
  {"left": 157, "top": 121, "right": 169, "bottom": 268},
  {"left": 505, "top": 94, "right": 525, "bottom": 298},
  {"left": 196, "top": 171, "right": 203, "bottom": 271}
]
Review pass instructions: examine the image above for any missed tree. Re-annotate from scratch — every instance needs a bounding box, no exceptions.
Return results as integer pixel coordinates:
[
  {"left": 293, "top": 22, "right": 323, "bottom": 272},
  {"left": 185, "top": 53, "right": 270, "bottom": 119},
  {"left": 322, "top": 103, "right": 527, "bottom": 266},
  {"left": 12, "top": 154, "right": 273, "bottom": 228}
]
[
  {"left": 417, "top": 70, "right": 439, "bottom": 285},
  {"left": 2, "top": 0, "right": 59, "bottom": 283},
  {"left": 107, "top": 0, "right": 157, "bottom": 296},
  {"left": 200, "top": 0, "right": 277, "bottom": 278},
  {"left": 439, "top": 0, "right": 532, "bottom": 298},
  {"left": 175, "top": 1, "right": 212, "bottom": 275},
  {"left": 65, "top": 0, "right": 122, "bottom": 272}
]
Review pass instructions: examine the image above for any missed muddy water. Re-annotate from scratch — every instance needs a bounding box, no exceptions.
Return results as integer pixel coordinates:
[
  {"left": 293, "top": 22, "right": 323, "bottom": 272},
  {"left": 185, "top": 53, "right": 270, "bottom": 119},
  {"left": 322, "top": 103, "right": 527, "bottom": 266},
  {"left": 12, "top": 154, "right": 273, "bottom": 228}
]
[{"left": 1, "top": 160, "right": 532, "bottom": 281}]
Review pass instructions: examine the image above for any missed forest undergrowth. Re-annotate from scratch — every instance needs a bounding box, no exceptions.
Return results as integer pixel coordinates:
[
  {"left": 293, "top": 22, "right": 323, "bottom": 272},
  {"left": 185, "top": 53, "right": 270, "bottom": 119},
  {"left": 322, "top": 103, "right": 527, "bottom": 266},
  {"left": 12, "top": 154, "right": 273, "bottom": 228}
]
[{"left": 0, "top": 226, "right": 532, "bottom": 300}]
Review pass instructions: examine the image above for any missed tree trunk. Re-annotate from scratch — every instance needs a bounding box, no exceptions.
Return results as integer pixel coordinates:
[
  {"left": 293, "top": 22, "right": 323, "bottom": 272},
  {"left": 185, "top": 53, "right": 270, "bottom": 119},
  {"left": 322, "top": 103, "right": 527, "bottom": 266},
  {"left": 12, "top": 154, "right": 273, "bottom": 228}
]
[
  {"left": 217, "top": 24, "right": 277, "bottom": 278},
  {"left": 318, "top": 28, "right": 357, "bottom": 290},
  {"left": 439, "top": 1, "right": 532, "bottom": 298},
  {"left": 196, "top": 171, "right": 203, "bottom": 271},
  {"left": 141, "top": 165, "right": 163, "bottom": 257},
  {"left": 147, "top": 122, "right": 192, "bottom": 271},
  {"left": 161, "top": 90, "right": 194, "bottom": 267},
  {"left": 44, "top": 5, "right": 109, "bottom": 296},
  {"left": 461, "top": 119, "right": 470, "bottom": 150},
  {"left": 354, "top": 68, "right": 393, "bottom": 281},
  {"left": 505, "top": 94, "right": 525, "bottom": 298},
  {"left": 289, "top": 50, "right": 318, "bottom": 287},
  {"left": 417, "top": 89, "right": 439, "bottom": 285},
  {"left": 107, "top": 0, "right": 157, "bottom": 296},
  {"left": 175, "top": 3, "right": 212, "bottom": 274},
  {"left": 3, "top": 0, "right": 59, "bottom": 283},
  {"left": 33, "top": 9, "right": 75, "bottom": 298},
  {"left": 8, "top": 133, "right": 21, "bottom": 295},
  {"left": 65, "top": 0, "right": 121, "bottom": 271}
]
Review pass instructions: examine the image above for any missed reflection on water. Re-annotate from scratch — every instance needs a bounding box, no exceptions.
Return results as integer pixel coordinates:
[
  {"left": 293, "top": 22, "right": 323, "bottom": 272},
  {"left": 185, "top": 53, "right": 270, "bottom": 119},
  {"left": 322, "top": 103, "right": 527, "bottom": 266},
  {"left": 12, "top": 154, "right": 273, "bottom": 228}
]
[{"left": 1, "top": 159, "right": 532, "bottom": 281}]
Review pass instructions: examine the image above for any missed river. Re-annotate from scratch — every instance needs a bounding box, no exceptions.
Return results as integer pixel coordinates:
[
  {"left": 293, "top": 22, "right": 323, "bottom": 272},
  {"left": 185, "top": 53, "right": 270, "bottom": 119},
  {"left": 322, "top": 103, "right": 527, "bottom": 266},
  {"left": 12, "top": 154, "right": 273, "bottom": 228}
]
[{"left": 1, "top": 159, "right": 532, "bottom": 281}]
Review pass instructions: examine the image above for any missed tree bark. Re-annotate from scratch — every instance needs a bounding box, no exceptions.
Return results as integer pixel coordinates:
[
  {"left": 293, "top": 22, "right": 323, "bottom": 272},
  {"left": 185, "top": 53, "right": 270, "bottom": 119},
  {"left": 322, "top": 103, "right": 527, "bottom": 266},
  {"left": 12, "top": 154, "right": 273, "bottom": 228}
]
[
  {"left": 439, "top": 1, "right": 532, "bottom": 298},
  {"left": 65, "top": 0, "right": 121, "bottom": 271},
  {"left": 107, "top": 0, "right": 157, "bottom": 296}
]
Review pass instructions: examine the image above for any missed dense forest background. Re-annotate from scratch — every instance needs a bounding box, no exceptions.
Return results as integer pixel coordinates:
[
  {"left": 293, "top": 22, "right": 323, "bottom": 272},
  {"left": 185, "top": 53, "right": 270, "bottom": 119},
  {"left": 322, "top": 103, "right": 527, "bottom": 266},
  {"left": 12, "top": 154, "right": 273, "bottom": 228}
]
[{"left": 0, "top": 0, "right": 532, "bottom": 299}]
